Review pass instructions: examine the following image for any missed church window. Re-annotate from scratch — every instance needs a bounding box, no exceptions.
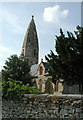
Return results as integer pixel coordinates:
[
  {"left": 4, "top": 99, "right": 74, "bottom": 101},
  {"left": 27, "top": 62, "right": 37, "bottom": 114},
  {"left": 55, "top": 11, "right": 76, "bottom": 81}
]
[
  {"left": 40, "top": 66, "right": 43, "bottom": 75},
  {"left": 33, "top": 49, "right": 36, "bottom": 56},
  {"left": 28, "top": 38, "right": 31, "bottom": 42},
  {"left": 23, "top": 48, "right": 24, "bottom": 51}
]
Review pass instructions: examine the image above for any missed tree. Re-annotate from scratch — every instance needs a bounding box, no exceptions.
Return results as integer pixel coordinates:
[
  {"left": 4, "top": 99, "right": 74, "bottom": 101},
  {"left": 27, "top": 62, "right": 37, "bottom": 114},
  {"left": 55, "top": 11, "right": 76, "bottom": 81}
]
[
  {"left": 46, "top": 26, "right": 83, "bottom": 87},
  {"left": 2, "top": 54, "right": 32, "bottom": 85}
]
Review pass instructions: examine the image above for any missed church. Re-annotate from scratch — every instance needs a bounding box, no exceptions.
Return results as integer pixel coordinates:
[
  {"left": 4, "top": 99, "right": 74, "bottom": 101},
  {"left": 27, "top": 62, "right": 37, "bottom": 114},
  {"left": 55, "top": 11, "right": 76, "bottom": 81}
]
[{"left": 21, "top": 16, "right": 64, "bottom": 94}]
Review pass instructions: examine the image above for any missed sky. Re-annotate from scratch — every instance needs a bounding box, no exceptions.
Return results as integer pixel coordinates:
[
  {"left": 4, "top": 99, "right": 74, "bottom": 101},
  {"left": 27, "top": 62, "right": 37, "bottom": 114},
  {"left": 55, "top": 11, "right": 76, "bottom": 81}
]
[{"left": 0, "top": 2, "right": 81, "bottom": 71}]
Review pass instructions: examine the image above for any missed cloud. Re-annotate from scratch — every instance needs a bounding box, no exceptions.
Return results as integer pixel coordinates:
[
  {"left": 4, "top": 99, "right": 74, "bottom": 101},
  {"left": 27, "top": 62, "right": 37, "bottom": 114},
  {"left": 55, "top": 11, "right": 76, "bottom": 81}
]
[
  {"left": 43, "top": 5, "right": 76, "bottom": 33},
  {"left": 43, "top": 5, "right": 69, "bottom": 23}
]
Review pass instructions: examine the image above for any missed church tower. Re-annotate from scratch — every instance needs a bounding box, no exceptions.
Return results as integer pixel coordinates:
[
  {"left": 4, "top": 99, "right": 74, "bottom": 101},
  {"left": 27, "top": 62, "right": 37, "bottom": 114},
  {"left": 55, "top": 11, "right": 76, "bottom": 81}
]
[{"left": 22, "top": 16, "right": 39, "bottom": 66}]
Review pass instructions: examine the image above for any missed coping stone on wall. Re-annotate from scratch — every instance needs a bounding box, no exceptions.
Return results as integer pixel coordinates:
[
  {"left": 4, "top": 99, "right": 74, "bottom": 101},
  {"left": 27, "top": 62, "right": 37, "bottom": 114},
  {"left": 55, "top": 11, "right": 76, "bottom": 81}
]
[{"left": 24, "top": 94, "right": 83, "bottom": 99}]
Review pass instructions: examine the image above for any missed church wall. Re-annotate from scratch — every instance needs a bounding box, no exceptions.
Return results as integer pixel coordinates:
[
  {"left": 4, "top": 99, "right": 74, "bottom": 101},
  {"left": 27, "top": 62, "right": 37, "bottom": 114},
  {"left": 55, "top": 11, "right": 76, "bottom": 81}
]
[
  {"left": 34, "top": 75, "right": 50, "bottom": 92},
  {"left": 33, "top": 76, "right": 64, "bottom": 94},
  {"left": 58, "top": 82, "right": 64, "bottom": 92}
]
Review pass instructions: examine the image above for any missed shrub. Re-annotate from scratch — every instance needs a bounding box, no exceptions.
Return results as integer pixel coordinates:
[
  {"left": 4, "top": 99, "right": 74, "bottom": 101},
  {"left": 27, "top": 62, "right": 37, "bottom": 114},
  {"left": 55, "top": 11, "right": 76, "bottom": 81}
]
[{"left": 2, "top": 78, "right": 43, "bottom": 99}]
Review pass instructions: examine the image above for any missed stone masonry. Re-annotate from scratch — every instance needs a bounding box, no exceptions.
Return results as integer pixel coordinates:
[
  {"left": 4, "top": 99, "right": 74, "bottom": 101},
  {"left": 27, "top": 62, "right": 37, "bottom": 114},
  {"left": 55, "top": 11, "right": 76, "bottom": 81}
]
[
  {"left": 21, "top": 16, "right": 39, "bottom": 66},
  {"left": 2, "top": 94, "right": 83, "bottom": 119}
]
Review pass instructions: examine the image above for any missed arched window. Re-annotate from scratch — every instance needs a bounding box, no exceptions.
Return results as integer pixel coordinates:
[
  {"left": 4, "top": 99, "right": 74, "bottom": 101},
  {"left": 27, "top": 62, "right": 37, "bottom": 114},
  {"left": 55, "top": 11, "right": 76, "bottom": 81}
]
[
  {"left": 33, "top": 49, "right": 36, "bottom": 56},
  {"left": 40, "top": 66, "right": 43, "bottom": 75},
  {"left": 28, "top": 38, "right": 31, "bottom": 42}
]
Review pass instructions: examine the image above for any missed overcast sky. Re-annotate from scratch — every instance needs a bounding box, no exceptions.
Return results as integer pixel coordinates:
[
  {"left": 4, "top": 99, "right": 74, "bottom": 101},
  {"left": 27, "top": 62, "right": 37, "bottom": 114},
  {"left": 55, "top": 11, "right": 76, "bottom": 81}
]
[{"left": 0, "top": 2, "right": 81, "bottom": 71}]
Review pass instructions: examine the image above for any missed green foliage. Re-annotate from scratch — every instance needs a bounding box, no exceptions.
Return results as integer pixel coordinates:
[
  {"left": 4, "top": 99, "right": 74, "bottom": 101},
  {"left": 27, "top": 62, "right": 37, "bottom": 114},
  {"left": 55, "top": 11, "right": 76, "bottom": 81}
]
[
  {"left": 46, "top": 26, "right": 83, "bottom": 85},
  {"left": 2, "top": 54, "right": 43, "bottom": 99},
  {"left": 0, "top": 82, "right": 2, "bottom": 94},
  {"left": 2, "top": 54, "right": 32, "bottom": 85},
  {"left": 2, "top": 78, "right": 43, "bottom": 99}
]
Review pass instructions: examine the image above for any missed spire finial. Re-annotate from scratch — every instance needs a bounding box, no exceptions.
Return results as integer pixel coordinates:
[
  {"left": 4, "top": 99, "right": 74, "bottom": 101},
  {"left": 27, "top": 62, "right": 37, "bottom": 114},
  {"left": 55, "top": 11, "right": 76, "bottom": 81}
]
[
  {"left": 32, "top": 15, "right": 34, "bottom": 18},
  {"left": 41, "top": 59, "right": 43, "bottom": 63}
]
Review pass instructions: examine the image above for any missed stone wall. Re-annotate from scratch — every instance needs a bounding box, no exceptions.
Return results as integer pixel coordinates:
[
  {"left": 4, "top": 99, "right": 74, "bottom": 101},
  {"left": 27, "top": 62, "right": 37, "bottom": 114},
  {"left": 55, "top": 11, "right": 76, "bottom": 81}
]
[
  {"left": 2, "top": 94, "right": 83, "bottom": 119},
  {"left": 62, "top": 83, "right": 81, "bottom": 94}
]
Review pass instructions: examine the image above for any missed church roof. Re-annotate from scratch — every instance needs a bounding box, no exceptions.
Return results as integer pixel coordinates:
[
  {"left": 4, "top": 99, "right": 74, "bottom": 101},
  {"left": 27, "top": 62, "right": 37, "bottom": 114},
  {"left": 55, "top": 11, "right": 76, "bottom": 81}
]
[
  {"left": 22, "top": 16, "right": 37, "bottom": 48},
  {"left": 30, "top": 62, "right": 50, "bottom": 77},
  {"left": 42, "top": 62, "right": 50, "bottom": 70},
  {"left": 30, "top": 64, "right": 39, "bottom": 77}
]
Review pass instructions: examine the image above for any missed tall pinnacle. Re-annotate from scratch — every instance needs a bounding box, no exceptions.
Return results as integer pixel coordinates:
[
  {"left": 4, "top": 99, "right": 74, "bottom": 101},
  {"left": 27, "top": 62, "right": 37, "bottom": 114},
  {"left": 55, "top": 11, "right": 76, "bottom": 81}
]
[{"left": 22, "top": 16, "right": 39, "bottom": 66}]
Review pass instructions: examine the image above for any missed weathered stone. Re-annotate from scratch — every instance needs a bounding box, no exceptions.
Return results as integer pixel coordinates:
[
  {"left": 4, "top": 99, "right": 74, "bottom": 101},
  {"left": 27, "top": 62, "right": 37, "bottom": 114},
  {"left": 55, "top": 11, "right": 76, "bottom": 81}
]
[
  {"left": 2, "top": 95, "right": 83, "bottom": 119},
  {"left": 80, "top": 114, "right": 83, "bottom": 118},
  {"left": 22, "top": 16, "right": 39, "bottom": 66},
  {"left": 69, "top": 108, "right": 75, "bottom": 113},
  {"left": 76, "top": 108, "right": 81, "bottom": 113},
  {"left": 64, "top": 105, "right": 71, "bottom": 109},
  {"left": 60, "top": 109, "right": 64, "bottom": 115}
]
